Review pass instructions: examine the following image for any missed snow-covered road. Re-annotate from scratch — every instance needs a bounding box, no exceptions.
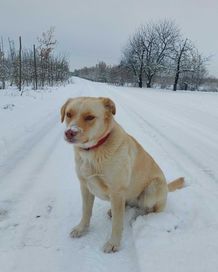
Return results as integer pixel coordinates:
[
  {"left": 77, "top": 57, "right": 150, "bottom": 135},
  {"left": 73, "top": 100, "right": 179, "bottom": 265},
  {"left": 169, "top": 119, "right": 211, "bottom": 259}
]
[{"left": 1, "top": 78, "right": 218, "bottom": 272}]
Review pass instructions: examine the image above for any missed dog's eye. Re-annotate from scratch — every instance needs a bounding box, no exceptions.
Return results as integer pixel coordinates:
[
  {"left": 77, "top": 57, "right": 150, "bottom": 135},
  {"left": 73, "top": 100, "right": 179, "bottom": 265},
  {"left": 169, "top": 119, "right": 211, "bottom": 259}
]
[
  {"left": 66, "top": 112, "right": 72, "bottom": 118},
  {"left": 84, "top": 115, "right": 95, "bottom": 121}
]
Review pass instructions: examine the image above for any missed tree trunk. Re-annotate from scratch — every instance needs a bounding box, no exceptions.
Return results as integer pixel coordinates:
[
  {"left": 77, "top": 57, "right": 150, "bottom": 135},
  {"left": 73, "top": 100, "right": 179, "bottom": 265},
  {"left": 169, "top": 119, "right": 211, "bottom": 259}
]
[
  {"left": 138, "top": 73, "right": 143, "bottom": 88},
  {"left": 173, "top": 55, "right": 182, "bottom": 91},
  {"left": 146, "top": 82, "right": 151, "bottom": 88},
  {"left": 173, "top": 71, "right": 179, "bottom": 91},
  {"left": 138, "top": 65, "right": 143, "bottom": 88},
  {"left": 146, "top": 76, "right": 152, "bottom": 88},
  {"left": 173, "top": 39, "right": 188, "bottom": 91}
]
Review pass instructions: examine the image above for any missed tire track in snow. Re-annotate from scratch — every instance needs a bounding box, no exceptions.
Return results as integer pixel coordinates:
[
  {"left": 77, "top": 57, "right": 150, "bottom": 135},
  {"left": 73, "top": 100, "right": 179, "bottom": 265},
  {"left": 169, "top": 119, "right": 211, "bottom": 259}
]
[
  {"left": 0, "top": 86, "right": 85, "bottom": 232},
  {"left": 114, "top": 91, "right": 218, "bottom": 187},
  {"left": 0, "top": 116, "right": 62, "bottom": 231},
  {"left": 0, "top": 85, "right": 86, "bottom": 182},
  {"left": 0, "top": 89, "right": 80, "bottom": 227},
  {"left": 0, "top": 127, "right": 67, "bottom": 272},
  {"left": 0, "top": 80, "right": 87, "bottom": 220},
  {"left": 0, "top": 84, "right": 141, "bottom": 272},
  {"left": 123, "top": 89, "right": 218, "bottom": 150},
  {"left": 0, "top": 111, "right": 59, "bottom": 180}
]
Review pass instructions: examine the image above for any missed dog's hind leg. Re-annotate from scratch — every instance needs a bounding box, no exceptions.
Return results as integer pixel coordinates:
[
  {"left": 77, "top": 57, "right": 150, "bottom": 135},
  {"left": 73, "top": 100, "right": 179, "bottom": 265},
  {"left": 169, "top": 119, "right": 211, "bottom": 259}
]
[{"left": 137, "top": 177, "right": 168, "bottom": 213}]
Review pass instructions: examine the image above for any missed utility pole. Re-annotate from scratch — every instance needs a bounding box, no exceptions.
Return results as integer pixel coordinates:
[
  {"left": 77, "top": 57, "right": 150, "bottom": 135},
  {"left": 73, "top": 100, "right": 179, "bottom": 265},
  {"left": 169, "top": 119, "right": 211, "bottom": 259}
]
[
  {"left": 33, "top": 44, "right": 38, "bottom": 90},
  {"left": 1, "top": 37, "right": 5, "bottom": 89},
  {"left": 18, "top": 36, "right": 22, "bottom": 92}
]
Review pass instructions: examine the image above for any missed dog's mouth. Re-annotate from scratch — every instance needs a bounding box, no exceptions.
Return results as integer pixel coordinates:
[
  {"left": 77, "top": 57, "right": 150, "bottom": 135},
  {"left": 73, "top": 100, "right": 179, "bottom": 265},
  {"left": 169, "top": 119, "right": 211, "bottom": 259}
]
[
  {"left": 64, "top": 135, "right": 93, "bottom": 147},
  {"left": 64, "top": 136, "right": 78, "bottom": 144}
]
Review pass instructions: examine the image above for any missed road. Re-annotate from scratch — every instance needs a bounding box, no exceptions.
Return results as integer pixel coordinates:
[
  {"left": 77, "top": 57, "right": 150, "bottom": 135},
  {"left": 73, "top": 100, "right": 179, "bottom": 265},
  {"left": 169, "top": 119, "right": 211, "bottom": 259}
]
[{"left": 1, "top": 77, "right": 218, "bottom": 272}]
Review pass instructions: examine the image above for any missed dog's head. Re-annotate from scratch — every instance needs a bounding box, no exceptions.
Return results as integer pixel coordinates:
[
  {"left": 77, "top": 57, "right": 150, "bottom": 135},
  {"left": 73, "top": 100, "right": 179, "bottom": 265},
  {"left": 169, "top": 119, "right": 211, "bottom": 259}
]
[{"left": 60, "top": 97, "right": 116, "bottom": 148}]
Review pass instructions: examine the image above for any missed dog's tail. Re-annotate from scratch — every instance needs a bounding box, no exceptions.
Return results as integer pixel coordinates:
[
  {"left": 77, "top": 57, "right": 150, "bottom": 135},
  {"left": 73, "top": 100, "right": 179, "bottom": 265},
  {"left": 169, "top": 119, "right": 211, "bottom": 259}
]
[{"left": 168, "top": 177, "right": 185, "bottom": 192}]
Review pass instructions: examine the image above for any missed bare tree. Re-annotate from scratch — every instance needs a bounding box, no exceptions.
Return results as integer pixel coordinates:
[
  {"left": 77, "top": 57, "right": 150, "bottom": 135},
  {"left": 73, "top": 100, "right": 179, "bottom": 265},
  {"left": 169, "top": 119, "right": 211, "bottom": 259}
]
[
  {"left": 37, "top": 26, "right": 57, "bottom": 87},
  {"left": 172, "top": 38, "right": 192, "bottom": 91},
  {"left": 108, "top": 63, "right": 134, "bottom": 86},
  {"left": 0, "top": 30, "right": 70, "bottom": 90},
  {"left": 122, "top": 27, "right": 147, "bottom": 88},
  {"left": 95, "top": 61, "right": 108, "bottom": 82},
  {"left": 8, "top": 38, "right": 16, "bottom": 86},
  {"left": 144, "top": 20, "right": 179, "bottom": 87},
  {"left": 37, "top": 26, "right": 57, "bottom": 58},
  {"left": 122, "top": 20, "right": 179, "bottom": 88},
  {"left": 179, "top": 48, "right": 208, "bottom": 90}
]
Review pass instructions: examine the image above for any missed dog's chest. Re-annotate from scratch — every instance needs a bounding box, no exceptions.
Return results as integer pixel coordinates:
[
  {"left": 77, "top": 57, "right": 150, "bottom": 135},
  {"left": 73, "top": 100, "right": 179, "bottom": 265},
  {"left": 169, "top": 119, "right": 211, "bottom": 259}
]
[{"left": 79, "top": 159, "right": 109, "bottom": 201}]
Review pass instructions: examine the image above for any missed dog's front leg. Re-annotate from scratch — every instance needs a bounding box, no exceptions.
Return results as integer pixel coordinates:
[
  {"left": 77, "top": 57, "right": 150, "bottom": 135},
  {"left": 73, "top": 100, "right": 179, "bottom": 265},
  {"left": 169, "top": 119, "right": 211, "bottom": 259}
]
[
  {"left": 103, "top": 193, "right": 125, "bottom": 253},
  {"left": 70, "top": 181, "right": 94, "bottom": 238}
]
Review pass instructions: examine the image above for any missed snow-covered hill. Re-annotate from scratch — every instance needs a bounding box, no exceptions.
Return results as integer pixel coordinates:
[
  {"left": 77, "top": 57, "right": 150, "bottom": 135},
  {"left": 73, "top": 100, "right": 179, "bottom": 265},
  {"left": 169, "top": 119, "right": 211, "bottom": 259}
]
[{"left": 1, "top": 78, "right": 218, "bottom": 272}]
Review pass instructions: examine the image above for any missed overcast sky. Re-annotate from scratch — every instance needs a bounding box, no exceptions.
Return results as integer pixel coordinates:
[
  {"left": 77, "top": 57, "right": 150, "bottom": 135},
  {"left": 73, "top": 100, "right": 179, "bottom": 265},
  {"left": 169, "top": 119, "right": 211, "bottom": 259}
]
[{"left": 1, "top": 0, "right": 218, "bottom": 76}]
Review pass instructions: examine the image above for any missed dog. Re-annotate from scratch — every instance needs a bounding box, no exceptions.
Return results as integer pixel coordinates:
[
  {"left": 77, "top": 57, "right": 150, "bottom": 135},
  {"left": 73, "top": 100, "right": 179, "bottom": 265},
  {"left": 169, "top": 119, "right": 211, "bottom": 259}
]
[{"left": 61, "top": 96, "right": 184, "bottom": 253}]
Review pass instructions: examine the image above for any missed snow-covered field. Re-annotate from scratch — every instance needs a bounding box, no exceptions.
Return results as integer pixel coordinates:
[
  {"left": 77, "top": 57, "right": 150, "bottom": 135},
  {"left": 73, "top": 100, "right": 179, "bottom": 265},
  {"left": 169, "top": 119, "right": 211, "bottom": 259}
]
[{"left": 1, "top": 77, "right": 218, "bottom": 272}]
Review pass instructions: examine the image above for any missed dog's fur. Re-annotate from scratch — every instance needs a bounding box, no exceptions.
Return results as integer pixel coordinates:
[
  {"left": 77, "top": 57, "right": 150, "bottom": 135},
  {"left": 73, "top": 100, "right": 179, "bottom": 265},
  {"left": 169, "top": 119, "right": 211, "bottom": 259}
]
[{"left": 61, "top": 96, "right": 184, "bottom": 253}]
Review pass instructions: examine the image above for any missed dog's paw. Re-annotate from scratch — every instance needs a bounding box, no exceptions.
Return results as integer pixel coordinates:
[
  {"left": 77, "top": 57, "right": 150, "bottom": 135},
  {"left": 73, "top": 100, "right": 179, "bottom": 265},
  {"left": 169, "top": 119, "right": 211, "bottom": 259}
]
[
  {"left": 103, "top": 240, "right": 120, "bottom": 253},
  {"left": 70, "top": 225, "right": 87, "bottom": 238}
]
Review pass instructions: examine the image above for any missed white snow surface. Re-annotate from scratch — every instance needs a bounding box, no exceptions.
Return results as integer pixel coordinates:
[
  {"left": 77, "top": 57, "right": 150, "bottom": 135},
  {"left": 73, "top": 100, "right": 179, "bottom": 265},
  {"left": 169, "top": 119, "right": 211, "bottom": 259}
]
[{"left": 0, "top": 77, "right": 218, "bottom": 272}]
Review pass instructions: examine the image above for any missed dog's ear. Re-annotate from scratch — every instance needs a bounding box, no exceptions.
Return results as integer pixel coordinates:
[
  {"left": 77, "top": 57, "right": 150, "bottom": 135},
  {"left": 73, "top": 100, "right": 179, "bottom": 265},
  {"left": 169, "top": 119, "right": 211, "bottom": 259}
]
[
  {"left": 100, "top": 97, "right": 116, "bottom": 115},
  {"left": 60, "top": 98, "right": 72, "bottom": 123}
]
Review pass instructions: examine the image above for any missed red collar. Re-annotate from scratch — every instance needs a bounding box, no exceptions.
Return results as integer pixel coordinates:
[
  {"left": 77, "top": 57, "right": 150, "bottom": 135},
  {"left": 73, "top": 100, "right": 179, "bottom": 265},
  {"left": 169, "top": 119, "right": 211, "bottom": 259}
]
[{"left": 82, "top": 133, "right": 111, "bottom": 151}]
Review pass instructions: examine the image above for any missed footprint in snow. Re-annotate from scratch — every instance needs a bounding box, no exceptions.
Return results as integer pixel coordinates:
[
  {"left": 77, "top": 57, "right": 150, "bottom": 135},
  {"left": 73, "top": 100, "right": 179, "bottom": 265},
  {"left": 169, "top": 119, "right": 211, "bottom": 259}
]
[
  {"left": 0, "top": 209, "right": 9, "bottom": 221},
  {"left": 2, "top": 104, "right": 15, "bottom": 111}
]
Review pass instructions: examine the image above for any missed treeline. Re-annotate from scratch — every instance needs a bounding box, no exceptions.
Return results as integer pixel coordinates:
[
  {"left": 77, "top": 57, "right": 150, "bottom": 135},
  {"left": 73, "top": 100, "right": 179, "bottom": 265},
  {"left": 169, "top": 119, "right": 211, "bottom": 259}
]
[
  {"left": 74, "top": 20, "right": 216, "bottom": 91},
  {"left": 0, "top": 27, "right": 70, "bottom": 91},
  {"left": 73, "top": 62, "right": 134, "bottom": 86}
]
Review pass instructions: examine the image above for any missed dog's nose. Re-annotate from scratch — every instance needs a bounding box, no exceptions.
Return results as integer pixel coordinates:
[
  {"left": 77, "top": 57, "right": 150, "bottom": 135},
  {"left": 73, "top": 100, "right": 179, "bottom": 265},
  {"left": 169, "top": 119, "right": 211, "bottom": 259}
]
[{"left": 65, "top": 129, "right": 77, "bottom": 139}]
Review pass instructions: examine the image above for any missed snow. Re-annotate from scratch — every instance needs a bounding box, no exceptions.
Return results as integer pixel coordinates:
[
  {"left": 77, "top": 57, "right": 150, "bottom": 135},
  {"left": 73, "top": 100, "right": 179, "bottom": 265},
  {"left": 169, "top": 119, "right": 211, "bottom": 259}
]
[{"left": 0, "top": 77, "right": 218, "bottom": 272}]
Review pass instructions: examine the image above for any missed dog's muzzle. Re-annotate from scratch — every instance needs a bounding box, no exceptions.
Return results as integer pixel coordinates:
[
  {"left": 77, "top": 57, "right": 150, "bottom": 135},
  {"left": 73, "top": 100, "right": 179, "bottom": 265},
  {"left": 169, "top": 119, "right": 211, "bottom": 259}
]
[{"left": 64, "top": 125, "right": 81, "bottom": 142}]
